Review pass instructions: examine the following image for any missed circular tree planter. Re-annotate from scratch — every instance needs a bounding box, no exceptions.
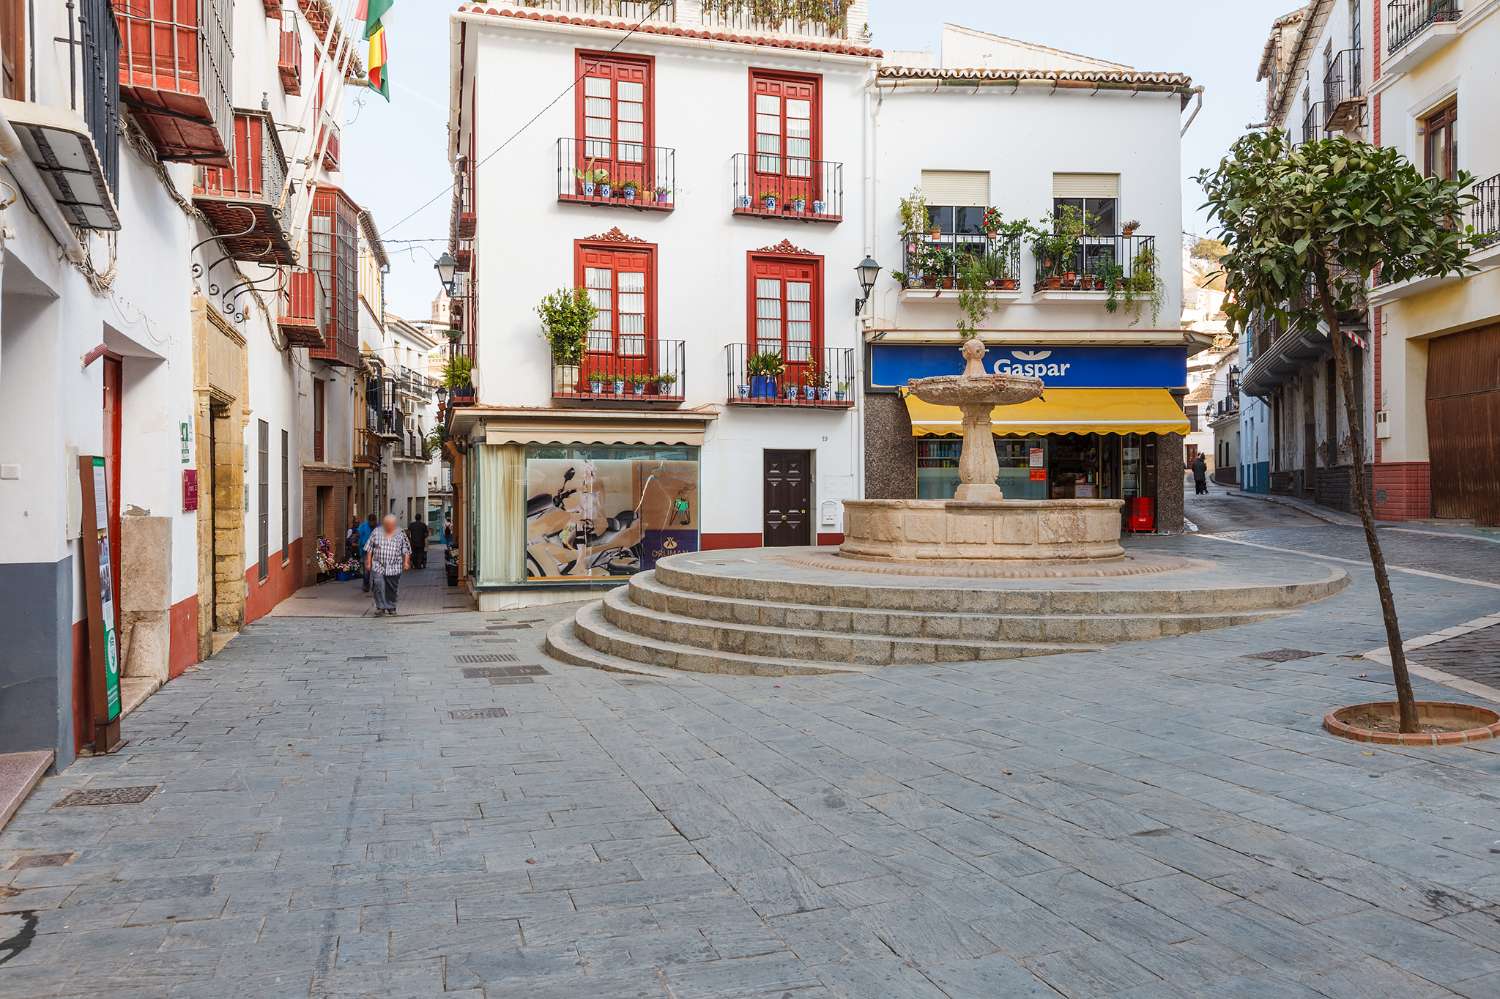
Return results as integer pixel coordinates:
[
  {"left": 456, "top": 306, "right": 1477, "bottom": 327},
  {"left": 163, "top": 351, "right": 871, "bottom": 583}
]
[{"left": 1324, "top": 701, "right": 1500, "bottom": 747}]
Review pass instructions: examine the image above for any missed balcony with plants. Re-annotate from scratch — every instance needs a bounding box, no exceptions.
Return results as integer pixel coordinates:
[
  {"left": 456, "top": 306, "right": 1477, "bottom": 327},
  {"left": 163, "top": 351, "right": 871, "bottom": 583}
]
[
  {"left": 1385, "top": 0, "right": 1461, "bottom": 74},
  {"left": 732, "top": 155, "right": 843, "bottom": 223},
  {"left": 558, "top": 139, "right": 675, "bottom": 212},
  {"left": 539, "top": 288, "right": 685, "bottom": 407},
  {"left": 725, "top": 345, "right": 854, "bottom": 408},
  {"left": 892, "top": 193, "right": 1028, "bottom": 303},
  {"left": 1031, "top": 206, "right": 1164, "bottom": 323},
  {"left": 192, "top": 110, "right": 294, "bottom": 264},
  {"left": 474, "top": 0, "right": 862, "bottom": 42}
]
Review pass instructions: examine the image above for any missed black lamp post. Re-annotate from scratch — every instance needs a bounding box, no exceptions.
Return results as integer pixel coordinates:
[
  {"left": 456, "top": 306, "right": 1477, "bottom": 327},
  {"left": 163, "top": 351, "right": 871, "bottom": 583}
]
[
  {"left": 855, "top": 255, "right": 881, "bottom": 315},
  {"left": 434, "top": 251, "right": 457, "bottom": 297}
]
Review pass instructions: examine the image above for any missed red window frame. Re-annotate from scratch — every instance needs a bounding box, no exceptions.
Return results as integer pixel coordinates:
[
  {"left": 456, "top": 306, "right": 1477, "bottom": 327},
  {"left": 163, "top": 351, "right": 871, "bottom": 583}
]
[
  {"left": 747, "top": 251, "right": 823, "bottom": 374},
  {"left": 575, "top": 238, "right": 658, "bottom": 380},
  {"left": 748, "top": 69, "right": 822, "bottom": 206},
  {"left": 575, "top": 51, "right": 655, "bottom": 195}
]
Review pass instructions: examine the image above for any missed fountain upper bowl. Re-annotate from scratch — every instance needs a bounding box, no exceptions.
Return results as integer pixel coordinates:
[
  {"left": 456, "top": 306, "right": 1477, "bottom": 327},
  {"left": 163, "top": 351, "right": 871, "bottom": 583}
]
[{"left": 906, "top": 373, "right": 1045, "bottom": 407}]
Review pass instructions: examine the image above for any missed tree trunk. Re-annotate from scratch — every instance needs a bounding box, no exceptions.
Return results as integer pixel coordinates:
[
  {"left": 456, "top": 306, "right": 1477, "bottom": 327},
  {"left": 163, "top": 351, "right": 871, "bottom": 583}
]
[{"left": 1316, "top": 278, "right": 1419, "bottom": 733}]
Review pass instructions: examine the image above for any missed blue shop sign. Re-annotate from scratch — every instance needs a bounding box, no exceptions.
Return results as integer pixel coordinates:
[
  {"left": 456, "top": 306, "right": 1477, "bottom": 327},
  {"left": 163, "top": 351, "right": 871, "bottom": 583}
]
[{"left": 870, "top": 344, "right": 1187, "bottom": 390}]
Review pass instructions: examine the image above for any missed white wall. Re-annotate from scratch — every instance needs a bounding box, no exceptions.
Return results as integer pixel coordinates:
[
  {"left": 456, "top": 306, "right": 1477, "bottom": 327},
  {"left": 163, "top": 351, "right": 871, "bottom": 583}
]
[{"left": 465, "top": 18, "right": 870, "bottom": 537}]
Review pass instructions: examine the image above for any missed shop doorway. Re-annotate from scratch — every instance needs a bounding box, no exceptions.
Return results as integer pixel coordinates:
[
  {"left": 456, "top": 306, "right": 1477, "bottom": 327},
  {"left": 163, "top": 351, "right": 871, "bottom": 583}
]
[{"left": 763, "top": 450, "right": 811, "bottom": 547}]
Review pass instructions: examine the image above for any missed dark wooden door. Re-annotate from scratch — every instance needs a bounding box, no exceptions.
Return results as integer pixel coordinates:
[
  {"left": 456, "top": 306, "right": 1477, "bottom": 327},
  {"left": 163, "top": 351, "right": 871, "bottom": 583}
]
[
  {"left": 1427, "top": 324, "right": 1500, "bottom": 525},
  {"left": 763, "top": 450, "right": 811, "bottom": 547}
]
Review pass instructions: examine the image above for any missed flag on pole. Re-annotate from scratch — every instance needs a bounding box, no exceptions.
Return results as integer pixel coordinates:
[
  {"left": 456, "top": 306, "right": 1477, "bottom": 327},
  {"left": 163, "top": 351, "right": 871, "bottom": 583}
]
[
  {"left": 363, "top": 0, "right": 394, "bottom": 38},
  {"left": 360, "top": 0, "right": 393, "bottom": 100}
]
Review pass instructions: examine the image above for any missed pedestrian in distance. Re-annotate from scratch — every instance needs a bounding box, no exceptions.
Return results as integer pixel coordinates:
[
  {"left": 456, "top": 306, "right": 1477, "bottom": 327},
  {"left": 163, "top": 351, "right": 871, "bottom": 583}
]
[
  {"left": 407, "top": 516, "right": 430, "bottom": 570},
  {"left": 365, "top": 514, "right": 412, "bottom": 616},
  {"left": 1192, "top": 453, "right": 1209, "bottom": 495},
  {"left": 443, "top": 518, "right": 453, "bottom": 547},
  {"left": 344, "top": 518, "right": 360, "bottom": 563},
  {"left": 357, "top": 512, "right": 378, "bottom": 592}
]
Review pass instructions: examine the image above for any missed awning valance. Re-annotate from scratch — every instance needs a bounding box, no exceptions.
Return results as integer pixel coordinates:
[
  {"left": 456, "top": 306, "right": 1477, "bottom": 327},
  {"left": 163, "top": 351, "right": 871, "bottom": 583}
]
[{"left": 904, "top": 388, "right": 1189, "bottom": 437}]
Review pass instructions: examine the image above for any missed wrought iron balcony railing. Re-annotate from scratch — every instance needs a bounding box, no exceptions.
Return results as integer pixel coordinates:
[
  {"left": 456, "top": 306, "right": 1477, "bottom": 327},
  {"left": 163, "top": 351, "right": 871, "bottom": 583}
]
[
  {"left": 115, "top": 0, "right": 234, "bottom": 165},
  {"left": 355, "top": 427, "right": 382, "bottom": 468},
  {"left": 1323, "top": 47, "right": 1362, "bottom": 108},
  {"left": 81, "top": 0, "right": 121, "bottom": 198},
  {"left": 469, "top": 1, "right": 854, "bottom": 39},
  {"left": 553, "top": 340, "right": 686, "bottom": 405},
  {"left": 557, "top": 138, "right": 676, "bottom": 211},
  {"left": 1387, "top": 0, "right": 1460, "bottom": 55},
  {"left": 500, "top": 0, "right": 678, "bottom": 21},
  {"left": 1033, "top": 233, "right": 1158, "bottom": 293},
  {"left": 1472, "top": 172, "right": 1500, "bottom": 246},
  {"left": 278, "top": 20, "right": 302, "bottom": 95},
  {"left": 731, "top": 154, "right": 843, "bottom": 222},
  {"left": 725, "top": 344, "right": 854, "bottom": 407},
  {"left": 898, "top": 234, "right": 1024, "bottom": 292},
  {"left": 1301, "top": 101, "right": 1326, "bottom": 144}
]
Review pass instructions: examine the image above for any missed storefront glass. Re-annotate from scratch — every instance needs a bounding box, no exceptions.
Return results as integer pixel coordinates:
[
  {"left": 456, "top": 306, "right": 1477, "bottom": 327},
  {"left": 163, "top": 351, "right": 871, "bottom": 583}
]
[
  {"left": 522, "top": 445, "right": 700, "bottom": 581},
  {"left": 916, "top": 437, "right": 1049, "bottom": 500},
  {"left": 916, "top": 433, "right": 1158, "bottom": 514}
]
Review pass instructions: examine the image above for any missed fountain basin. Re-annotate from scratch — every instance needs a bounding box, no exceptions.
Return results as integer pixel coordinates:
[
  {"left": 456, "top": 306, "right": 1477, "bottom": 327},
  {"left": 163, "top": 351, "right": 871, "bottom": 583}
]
[
  {"left": 841, "top": 498, "right": 1125, "bottom": 563},
  {"left": 906, "top": 373, "right": 1044, "bottom": 408}
]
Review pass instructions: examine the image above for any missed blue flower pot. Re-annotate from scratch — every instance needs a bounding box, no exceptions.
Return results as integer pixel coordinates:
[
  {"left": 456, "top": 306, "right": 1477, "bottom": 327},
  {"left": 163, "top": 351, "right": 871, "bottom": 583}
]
[
  {"left": 600, "top": 184, "right": 613, "bottom": 198},
  {"left": 582, "top": 182, "right": 596, "bottom": 196},
  {"left": 750, "top": 375, "right": 776, "bottom": 399}
]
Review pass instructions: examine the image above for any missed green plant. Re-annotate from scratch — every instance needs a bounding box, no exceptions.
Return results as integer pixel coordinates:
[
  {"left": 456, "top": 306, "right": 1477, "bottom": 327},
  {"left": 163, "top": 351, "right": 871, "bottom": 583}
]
[
  {"left": 979, "top": 206, "right": 1003, "bottom": 235},
  {"left": 1094, "top": 259, "right": 1127, "bottom": 313},
  {"left": 621, "top": 179, "right": 638, "bottom": 194},
  {"left": 897, "top": 187, "right": 929, "bottom": 240},
  {"left": 629, "top": 372, "right": 652, "bottom": 387},
  {"left": 955, "top": 255, "right": 993, "bottom": 335},
  {"left": 1033, "top": 205, "right": 1094, "bottom": 279},
  {"left": 655, "top": 372, "right": 677, "bottom": 388},
  {"left": 977, "top": 249, "right": 1014, "bottom": 285},
  {"left": 1196, "top": 130, "right": 1481, "bottom": 733},
  {"left": 746, "top": 350, "right": 784, "bottom": 377},
  {"left": 759, "top": 189, "right": 780, "bottom": 203},
  {"left": 701, "top": 0, "right": 854, "bottom": 34},
  {"left": 443, "top": 355, "right": 474, "bottom": 390},
  {"left": 1127, "top": 245, "right": 1165, "bottom": 325},
  {"left": 536, "top": 287, "right": 597, "bottom": 366}
]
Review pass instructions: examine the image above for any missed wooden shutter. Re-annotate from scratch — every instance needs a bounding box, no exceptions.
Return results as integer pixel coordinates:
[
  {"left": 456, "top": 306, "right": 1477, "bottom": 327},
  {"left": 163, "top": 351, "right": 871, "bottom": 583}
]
[{"left": 1052, "top": 173, "right": 1120, "bottom": 199}]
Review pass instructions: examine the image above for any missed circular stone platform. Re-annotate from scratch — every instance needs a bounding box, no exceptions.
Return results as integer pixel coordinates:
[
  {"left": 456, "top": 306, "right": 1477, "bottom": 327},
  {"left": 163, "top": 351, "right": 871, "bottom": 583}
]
[
  {"left": 544, "top": 543, "right": 1351, "bottom": 678},
  {"left": 841, "top": 498, "right": 1127, "bottom": 563},
  {"left": 786, "top": 549, "right": 1194, "bottom": 579}
]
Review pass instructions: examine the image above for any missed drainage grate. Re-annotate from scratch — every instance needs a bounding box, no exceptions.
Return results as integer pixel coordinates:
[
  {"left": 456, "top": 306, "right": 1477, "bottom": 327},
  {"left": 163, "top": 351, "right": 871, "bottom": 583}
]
[
  {"left": 449, "top": 631, "right": 488, "bottom": 637},
  {"left": 9, "top": 853, "right": 73, "bottom": 870},
  {"left": 486, "top": 624, "right": 532, "bottom": 631},
  {"left": 54, "top": 786, "right": 158, "bottom": 807},
  {"left": 449, "top": 707, "right": 509, "bottom": 720},
  {"left": 347, "top": 655, "right": 388, "bottom": 662},
  {"left": 1243, "top": 649, "right": 1318, "bottom": 663},
  {"left": 496, "top": 664, "right": 549, "bottom": 677},
  {"left": 456, "top": 654, "right": 518, "bottom": 665},
  {"left": 464, "top": 664, "right": 549, "bottom": 679}
]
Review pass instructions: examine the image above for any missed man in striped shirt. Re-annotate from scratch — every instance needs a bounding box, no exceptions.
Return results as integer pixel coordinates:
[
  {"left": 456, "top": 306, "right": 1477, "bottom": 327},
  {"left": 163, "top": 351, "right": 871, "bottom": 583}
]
[{"left": 364, "top": 514, "right": 412, "bottom": 616}]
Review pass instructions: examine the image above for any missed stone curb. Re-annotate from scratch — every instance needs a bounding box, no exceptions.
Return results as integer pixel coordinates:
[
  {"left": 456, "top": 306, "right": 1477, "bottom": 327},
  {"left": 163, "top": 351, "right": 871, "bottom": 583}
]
[{"left": 1323, "top": 701, "right": 1500, "bottom": 747}]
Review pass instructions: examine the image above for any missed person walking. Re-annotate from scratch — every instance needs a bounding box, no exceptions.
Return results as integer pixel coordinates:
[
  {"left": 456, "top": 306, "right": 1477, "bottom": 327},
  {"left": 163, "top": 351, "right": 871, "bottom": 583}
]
[
  {"left": 344, "top": 518, "right": 360, "bottom": 562},
  {"left": 365, "top": 514, "right": 412, "bottom": 616},
  {"left": 356, "top": 513, "right": 378, "bottom": 592},
  {"left": 407, "top": 516, "right": 430, "bottom": 570},
  {"left": 1192, "top": 453, "right": 1209, "bottom": 495}
]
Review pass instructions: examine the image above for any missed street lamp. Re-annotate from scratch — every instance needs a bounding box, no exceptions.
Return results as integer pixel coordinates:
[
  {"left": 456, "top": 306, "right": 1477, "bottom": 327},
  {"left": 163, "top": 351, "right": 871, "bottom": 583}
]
[
  {"left": 854, "top": 255, "right": 881, "bottom": 315},
  {"left": 434, "top": 251, "right": 457, "bottom": 296}
]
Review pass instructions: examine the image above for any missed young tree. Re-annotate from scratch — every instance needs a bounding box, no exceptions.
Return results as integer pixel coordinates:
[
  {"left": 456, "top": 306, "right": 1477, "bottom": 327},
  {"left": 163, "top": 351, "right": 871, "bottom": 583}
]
[{"left": 1197, "top": 132, "right": 1478, "bottom": 733}]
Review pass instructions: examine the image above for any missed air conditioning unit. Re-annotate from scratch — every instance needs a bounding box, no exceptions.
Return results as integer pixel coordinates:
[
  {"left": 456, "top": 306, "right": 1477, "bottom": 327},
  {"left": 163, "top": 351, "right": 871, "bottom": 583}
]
[{"left": 1375, "top": 410, "right": 1391, "bottom": 439}]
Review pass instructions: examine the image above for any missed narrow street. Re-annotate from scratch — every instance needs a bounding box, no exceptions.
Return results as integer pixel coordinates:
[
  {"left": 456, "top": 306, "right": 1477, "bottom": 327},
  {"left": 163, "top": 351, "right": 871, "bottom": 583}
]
[{"left": 3, "top": 500, "right": 1500, "bottom": 999}]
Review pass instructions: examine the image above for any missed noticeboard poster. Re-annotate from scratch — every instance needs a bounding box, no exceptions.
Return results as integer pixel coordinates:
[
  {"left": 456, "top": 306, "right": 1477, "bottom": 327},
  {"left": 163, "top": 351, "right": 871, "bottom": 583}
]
[{"left": 89, "top": 456, "right": 121, "bottom": 723}]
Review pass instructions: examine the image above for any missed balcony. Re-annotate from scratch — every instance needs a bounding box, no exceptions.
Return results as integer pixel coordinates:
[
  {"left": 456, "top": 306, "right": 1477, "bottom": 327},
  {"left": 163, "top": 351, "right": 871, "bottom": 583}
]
[
  {"left": 553, "top": 340, "right": 686, "bottom": 406},
  {"left": 1385, "top": 0, "right": 1460, "bottom": 74},
  {"left": 725, "top": 345, "right": 854, "bottom": 408},
  {"left": 1032, "top": 233, "right": 1159, "bottom": 305},
  {"left": 115, "top": 0, "right": 233, "bottom": 166},
  {"left": 307, "top": 186, "right": 360, "bottom": 367},
  {"left": 477, "top": 1, "right": 856, "bottom": 41},
  {"left": 731, "top": 154, "right": 843, "bottom": 223},
  {"left": 898, "top": 234, "right": 1024, "bottom": 303},
  {"left": 278, "top": 22, "right": 302, "bottom": 96},
  {"left": 1322, "top": 48, "right": 1364, "bottom": 132},
  {"left": 1301, "top": 101, "right": 1326, "bottom": 145},
  {"left": 1241, "top": 316, "right": 1331, "bottom": 397},
  {"left": 1473, "top": 173, "right": 1500, "bottom": 248},
  {"left": 322, "top": 121, "right": 340, "bottom": 171},
  {"left": 278, "top": 268, "right": 324, "bottom": 348},
  {"left": 556, "top": 138, "right": 675, "bottom": 212},
  {"left": 193, "top": 110, "right": 294, "bottom": 264},
  {"left": 354, "top": 427, "right": 382, "bottom": 469}
]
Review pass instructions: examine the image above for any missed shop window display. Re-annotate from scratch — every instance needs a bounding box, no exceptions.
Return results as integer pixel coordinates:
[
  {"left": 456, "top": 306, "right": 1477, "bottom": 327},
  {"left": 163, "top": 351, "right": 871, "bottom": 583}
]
[{"left": 523, "top": 445, "right": 698, "bottom": 580}]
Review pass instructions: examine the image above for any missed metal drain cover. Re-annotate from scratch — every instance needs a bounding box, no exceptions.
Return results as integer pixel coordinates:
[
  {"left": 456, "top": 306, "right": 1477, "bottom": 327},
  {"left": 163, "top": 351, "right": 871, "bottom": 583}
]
[
  {"left": 466, "top": 664, "right": 550, "bottom": 678},
  {"left": 347, "top": 655, "right": 388, "bottom": 662},
  {"left": 448, "top": 631, "right": 487, "bottom": 637},
  {"left": 1243, "top": 649, "right": 1317, "bottom": 662},
  {"left": 9, "top": 853, "right": 74, "bottom": 870},
  {"left": 457, "top": 654, "right": 518, "bottom": 665},
  {"left": 486, "top": 624, "right": 531, "bottom": 631},
  {"left": 54, "top": 786, "right": 157, "bottom": 807},
  {"left": 449, "top": 707, "right": 509, "bottom": 720}
]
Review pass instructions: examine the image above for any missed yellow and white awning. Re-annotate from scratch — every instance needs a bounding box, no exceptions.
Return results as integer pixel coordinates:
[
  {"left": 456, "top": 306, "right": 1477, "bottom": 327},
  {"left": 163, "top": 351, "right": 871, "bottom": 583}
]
[{"left": 904, "top": 388, "right": 1189, "bottom": 437}]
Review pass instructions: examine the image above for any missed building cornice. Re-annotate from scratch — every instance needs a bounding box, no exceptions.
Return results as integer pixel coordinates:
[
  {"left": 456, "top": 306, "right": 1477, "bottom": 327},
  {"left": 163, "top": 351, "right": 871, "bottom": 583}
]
[{"left": 876, "top": 65, "right": 1194, "bottom": 98}]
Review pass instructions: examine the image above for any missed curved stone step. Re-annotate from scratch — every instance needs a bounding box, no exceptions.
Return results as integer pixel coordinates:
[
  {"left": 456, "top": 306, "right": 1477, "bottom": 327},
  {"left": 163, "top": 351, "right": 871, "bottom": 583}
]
[
  {"left": 654, "top": 555, "right": 1349, "bottom": 616},
  {"left": 572, "top": 601, "right": 875, "bottom": 677},
  {"left": 599, "top": 585, "right": 1101, "bottom": 666},
  {"left": 626, "top": 571, "right": 1288, "bottom": 644},
  {"left": 543, "top": 618, "right": 688, "bottom": 680}
]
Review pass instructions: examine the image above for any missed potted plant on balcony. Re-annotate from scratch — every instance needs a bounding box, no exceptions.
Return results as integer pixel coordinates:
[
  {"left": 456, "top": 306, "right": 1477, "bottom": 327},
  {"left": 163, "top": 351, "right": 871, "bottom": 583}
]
[
  {"left": 980, "top": 206, "right": 1003, "bottom": 238},
  {"left": 1128, "top": 243, "right": 1166, "bottom": 325},
  {"left": 957, "top": 256, "right": 995, "bottom": 339},
  {"left": 537, "top": 286, "right": 597, "bottom": 395},
  {"left": 444, "top": 355, "right": 475, "bottom": 405},
  {"left": 812, "top": 198, "right": 826, "bottom": 215},
  {"left": 898, "top": 187, "right": 928, "bottom": 241},
  {"left": 784, "top": 376, "right": 801, "bottom": 401},
  {"left": 935, "top": 248, "right": 958, "bottom": 289},
  {"left": 629, "top": 372, "right": 651, "bottom": 396},
  {"left": 652, "top": 185, "right": 672, "bottom": 205},
  {"left": 790, "top": 194, "right": 807, "bottom": 213},
  {"left": 612, "top": 374, "right": 627, "bottom": 394},
  {"left": 835, "top": 379, "right": 850, "bottom": 402},
  {"left": 621, "top": 180, "right": 639, "bottom": 202},
  {"left": 655, "top": 372, "right": 678, "bottom": 396},
  {"left": 598, "top": 170, "right": 613, "bottom": 199},
  {"left": 1121, "top": 218, "right": 1141, "bottom": 238},
  {"left": 575, "top": 165, "right": 606, "bottom": 197},
  {"left": 759, "top": 190, "right": 779, "bottom": 212},
  {"left": 803, "top": 362, "right": 820, "bottom": 401},
  {"left": 1097, "top": 259, "right": 1128, "bottom": 312},
  {"left": 747, "top": 350, "right": 783, "bottom": 399}
]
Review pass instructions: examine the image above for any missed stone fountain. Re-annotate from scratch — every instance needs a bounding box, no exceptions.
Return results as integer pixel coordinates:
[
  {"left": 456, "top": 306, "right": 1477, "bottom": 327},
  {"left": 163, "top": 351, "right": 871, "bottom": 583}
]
[{"left": 839, "top": 336, "right": 1126, "bottom": 566}]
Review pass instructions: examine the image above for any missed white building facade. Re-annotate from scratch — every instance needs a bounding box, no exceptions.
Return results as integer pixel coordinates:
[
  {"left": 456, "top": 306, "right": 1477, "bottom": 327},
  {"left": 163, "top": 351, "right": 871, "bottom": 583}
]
[{"left": 446, "top": 0, "right": 876, "bottom": 607}]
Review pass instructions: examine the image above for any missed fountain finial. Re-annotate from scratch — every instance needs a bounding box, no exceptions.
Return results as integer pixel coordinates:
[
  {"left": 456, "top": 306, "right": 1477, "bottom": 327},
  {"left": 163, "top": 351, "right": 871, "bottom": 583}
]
[{"left": 960, "top": 336, "right": 988, "bottom": 378}]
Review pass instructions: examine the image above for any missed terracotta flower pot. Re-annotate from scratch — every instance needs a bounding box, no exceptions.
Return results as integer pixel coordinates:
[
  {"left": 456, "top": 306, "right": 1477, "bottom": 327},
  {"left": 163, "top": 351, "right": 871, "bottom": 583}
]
[{"left": 1324, "top": 701, "right": 1500, "bottom": 746}]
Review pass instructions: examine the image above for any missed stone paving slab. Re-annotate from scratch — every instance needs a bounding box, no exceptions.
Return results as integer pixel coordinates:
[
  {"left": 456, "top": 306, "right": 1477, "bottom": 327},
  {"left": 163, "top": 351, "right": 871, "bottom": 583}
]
[{"left": 2, "top": 533, "right": 1500, "bottom": 997}]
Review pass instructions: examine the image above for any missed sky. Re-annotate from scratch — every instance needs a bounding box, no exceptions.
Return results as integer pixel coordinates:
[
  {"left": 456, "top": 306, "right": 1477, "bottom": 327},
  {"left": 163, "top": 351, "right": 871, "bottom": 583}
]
[{"left": 341, "top": 0, "right": 1296, "bottom": 321}]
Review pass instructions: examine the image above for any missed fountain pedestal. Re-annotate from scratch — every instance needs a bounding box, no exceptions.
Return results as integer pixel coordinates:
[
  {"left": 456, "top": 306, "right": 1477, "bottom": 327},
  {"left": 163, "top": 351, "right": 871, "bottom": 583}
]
[{"left": 840, "top": 336, "right": 1126, "bottom": 569}]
